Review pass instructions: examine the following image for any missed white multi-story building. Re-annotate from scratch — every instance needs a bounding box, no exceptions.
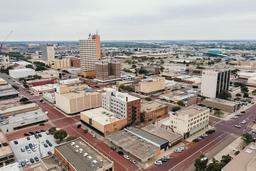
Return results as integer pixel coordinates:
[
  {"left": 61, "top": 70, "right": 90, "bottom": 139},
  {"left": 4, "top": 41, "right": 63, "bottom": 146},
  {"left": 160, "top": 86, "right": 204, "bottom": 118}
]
[
  {"left": 201, "top": 69, "right": 230, "bottom": 98},
  {"left": 80, "top": 33, "right": 101, "bottom": 77},
  {"left": 102, "top": 88, "right": 141, "bottom": 124},
  {"left": 167, "top": 105, "right": 210, "bottom": 138}
]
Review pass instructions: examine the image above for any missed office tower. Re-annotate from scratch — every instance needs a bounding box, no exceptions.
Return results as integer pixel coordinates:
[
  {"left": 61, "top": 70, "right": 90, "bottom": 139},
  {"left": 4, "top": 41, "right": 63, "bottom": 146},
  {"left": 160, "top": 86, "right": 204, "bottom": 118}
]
[
  {"left": 95, "top": 60, "right": 121, "bottom": 82},
  {"left": 80, "top": 33, "right": 101, "bottom": 77},
  {"left": 201, "top": 69, "right": 231, "bottom": 98},
  {"left": 41, "top": 44, "right": 55, "bottom": 65}
]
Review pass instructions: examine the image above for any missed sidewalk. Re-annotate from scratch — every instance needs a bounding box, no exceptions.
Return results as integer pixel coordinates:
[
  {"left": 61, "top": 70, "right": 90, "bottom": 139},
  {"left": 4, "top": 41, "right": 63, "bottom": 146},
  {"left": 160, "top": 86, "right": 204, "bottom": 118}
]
[{"left": 213, "top": 136, "right": 243, "bottom": 161}]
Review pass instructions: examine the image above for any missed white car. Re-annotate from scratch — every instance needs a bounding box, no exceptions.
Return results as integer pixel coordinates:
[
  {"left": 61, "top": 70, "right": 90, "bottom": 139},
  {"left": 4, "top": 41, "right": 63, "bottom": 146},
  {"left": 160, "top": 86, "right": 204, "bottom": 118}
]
[
  {"left": 231, "top": 116, "right": 239, "bottom": 119},
  {"left": 154, "top": 160, "right": 163, "bottom": 165},
  {"left": 235, "top": 124, "right": 242, "bottom": 128},
  {"left": 241, "top": 120, "right": 247, "bottom": 124},
  {"left": 174, "top": 146, "right": 185, "bottom": 153},
  {"left": 123, "top": 155, "right": 130, "bottom": 160}
]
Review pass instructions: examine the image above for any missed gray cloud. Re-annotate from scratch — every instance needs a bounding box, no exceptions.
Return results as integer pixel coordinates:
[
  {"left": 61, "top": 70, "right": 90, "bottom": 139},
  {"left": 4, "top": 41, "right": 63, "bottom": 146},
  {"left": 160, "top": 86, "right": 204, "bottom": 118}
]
[{"left": 0, "top": 0, "right": 255, "bottom": 40}]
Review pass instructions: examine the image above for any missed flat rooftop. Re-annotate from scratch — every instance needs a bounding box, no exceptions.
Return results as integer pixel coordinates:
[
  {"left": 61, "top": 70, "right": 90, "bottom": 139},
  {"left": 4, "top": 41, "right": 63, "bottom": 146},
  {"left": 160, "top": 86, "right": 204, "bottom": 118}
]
[
  {"left": 175, "top": 105, "right": 209, "bottom": 117},
  {"left": 0, "top": 131, "right": 13, "bottom": 157},
  {"left": 104, "top": 88, "right": 140, "bottom": 102},
  {"left": 107, "top": 130, "right": 159, "bottom": 162},
  {"left": 81, "top": 107, "right": 124, "bottom": 125},
  {"left": 223, "top": 143, "right": 256, "bottom": 171},
  {"left": 142, "top": 124, "right": 183, "bottom": 145},
  {"left": 55, "top": 138, "right": 113, "bottom": 171},
  {"left": 31, "top": 84, "right": 58, "bottom": 92},
  {"left": 203, "top": 98, "right": 238, "bottom": 106},
  {"left": 0, "top": 103, "right": 39, "bottom": 115},
  {"left": 141, "top": 101, "right": 167, "bottom": 113},
  {"left": 125, "top": 127, "right": 169, "bottom": 147},
  {"left": 59, "top": 91, "right": 99, "bottom": 99}
]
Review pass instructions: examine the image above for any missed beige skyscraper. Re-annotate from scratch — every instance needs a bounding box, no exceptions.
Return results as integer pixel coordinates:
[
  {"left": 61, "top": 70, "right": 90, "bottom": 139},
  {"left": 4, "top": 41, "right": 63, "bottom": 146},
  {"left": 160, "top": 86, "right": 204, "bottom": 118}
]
[
  {"left": 80, "top": 33, "right": 101, "bottom": 77},
  {"left": 42, "top": 44, "right": 55, "bottom": 65}
]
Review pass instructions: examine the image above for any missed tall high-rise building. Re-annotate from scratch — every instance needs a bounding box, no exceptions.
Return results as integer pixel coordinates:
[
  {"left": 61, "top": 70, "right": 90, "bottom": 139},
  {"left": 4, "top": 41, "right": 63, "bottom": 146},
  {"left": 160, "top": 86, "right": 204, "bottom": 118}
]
[
  {"left": 41, "top": 44, "right": 55, "bottom": 65},
  {"left": 201, "top": 69, "right": 230, "bottom": 98},
  {"left": 80, "top": 33, "right": 101, "bottom": 77},
  {"left": 96, "top": 60, "right": 121, "bottom": 82}
]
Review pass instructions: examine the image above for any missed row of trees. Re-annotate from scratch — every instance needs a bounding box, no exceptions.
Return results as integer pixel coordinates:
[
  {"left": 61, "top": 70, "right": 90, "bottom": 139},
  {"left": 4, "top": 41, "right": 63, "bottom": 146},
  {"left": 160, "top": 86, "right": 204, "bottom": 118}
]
[
  {"left": 118, "top": 84, "right": 135, "bottom": 92},
  {"left": 195, "top": 155, "right": 232, "bottom": 171}
]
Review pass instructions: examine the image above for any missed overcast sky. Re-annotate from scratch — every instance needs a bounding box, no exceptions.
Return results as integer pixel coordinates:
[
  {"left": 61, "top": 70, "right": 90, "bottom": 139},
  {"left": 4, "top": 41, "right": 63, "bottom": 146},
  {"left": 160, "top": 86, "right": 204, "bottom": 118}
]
[{"left": 1, "top": 0, "right": 256, "bottom": 41}]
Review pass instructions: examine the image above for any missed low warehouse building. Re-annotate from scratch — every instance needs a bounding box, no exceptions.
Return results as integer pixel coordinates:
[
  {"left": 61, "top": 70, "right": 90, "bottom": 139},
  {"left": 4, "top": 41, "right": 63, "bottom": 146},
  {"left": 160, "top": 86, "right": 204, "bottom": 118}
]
[
  {"left": 54, "top": 137, "right": 113, "bottom": 171},
  {"left": 0, "top": 103, "right": 48, "bottom": 133},
  {"left": 9, "top": 68, "right": 35, "bottom": 79},
  {"left": 201, "top": 98, "right": 240, "bottom": 113},
  {"left": 80, "top": 107, "right": 127, "bottom": 136},
  {"left": 107, "top": 129, "right": 160, "bottom": 163}
]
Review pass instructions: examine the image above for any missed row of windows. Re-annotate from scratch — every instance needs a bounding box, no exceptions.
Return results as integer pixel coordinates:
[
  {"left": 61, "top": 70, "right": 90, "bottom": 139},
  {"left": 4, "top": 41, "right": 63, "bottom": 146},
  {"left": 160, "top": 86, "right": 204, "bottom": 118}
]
[
  {"left": 189, "top": 112, "right": 209, "bottom": 122},
  {"left": 188, "top": 120, "right": 208, "bottom": 130}
]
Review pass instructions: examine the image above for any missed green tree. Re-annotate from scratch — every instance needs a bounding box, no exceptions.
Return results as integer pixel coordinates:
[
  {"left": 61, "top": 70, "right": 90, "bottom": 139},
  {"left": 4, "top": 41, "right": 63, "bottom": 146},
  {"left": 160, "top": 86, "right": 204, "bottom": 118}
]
[
  {"left": 206, "top": 158, "right": 222, "bottom": 171},
  {"left": 252, "top": 89, "right": 256, "bottom": 96},
  {"left": 220, "top": 155, "right": 232, "bottom": 167},
  {"left": 145, "top": 97, "right": 152, "bottom": 101},
  {"left": 214, "top": 109, "right": 224, "bottom": 117},
  {"left": 177, "top": 100, "right": 185, "bottom": 106},
  {"left": 172, "top": 106, "right": 181, "bottom": 112},
  {"left": 216, "top": 91, "right": 231, "bottom": 100},
  {"left": 119, "top": 84, "right": 134, "bottom": 92},
  {"left": 240, "top": 85, "right": 249, "bottom": 93},
  {"left": 138, "top": 67, "right": 149, "bottom": 75},
  {"left": 19, "top": 97, "right": 30, "bottom": 104},
  {"left": 242, "top": 133, "right": 254, "bottom": 145},
  {"left": 243, "top": 92, "right": 249, "bottom": 98},
  {"left": 235, "top": 93, "right": 241, "bottom": 97},
  {"left": 54, "top": 129, "right": 68, "bottom": 142},
  {"left": 48, "top": 127, "right": 57, "bottom": 135},
  {"left": 195, "top": 155, "right": 208, "bottom": 171}
]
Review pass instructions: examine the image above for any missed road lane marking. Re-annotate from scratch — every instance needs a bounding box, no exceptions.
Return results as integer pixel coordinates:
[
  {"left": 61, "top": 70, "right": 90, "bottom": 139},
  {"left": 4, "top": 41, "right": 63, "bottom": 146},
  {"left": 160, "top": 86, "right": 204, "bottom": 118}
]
[{"left": 168, "top": 133, "right": 226, "bottom": 171}]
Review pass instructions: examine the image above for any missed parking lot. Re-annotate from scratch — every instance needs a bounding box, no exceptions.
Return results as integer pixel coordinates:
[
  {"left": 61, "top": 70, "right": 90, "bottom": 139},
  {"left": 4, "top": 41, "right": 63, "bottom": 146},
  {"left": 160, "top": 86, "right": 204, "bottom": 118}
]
[{"left": 10, "top": 131, "right": 57, "bottom": 167}]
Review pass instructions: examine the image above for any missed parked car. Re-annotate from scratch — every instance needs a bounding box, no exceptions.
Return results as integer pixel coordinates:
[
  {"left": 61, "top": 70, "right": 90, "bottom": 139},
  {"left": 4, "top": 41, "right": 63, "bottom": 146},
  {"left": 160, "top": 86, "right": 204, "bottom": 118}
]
[
  {"left": 20, "top": 148, "right": 25, "bottom": 152},
  {"left": 30, "top": 158, "right": 35, "bottom": 164},
  {"left": 200, "top": 134, "right": 208, "bottom": 139},
  {"left": 44, "top": 143, "right": 48, "bottom": 148},
  {"left": 24, "top": 133, "right": 30, "bottom": 136},
  {"left": 46, "top": 140, "right": 50, "bottom": 144},
  {"left": 20, "top": 161, "right": 26, "bottom": 167},
  {"left": 235, "top": 124, "right": 242, "bottom": 128},
  {"left": 34, "top": 156, "right": 39, "bottom": 162},
  {"left": 47, "top": 151, "right": 52, "bottom": 155},
  {"left": 205, "top": 129, "right": 215, "bottom": 134},
  {"left": 175, "top": 147, "right": 185, "bottom": 153},
  {"left": 161, "top": 156, "right": 170, "bottom": 162},
  {"left": 77, "top": 124, "right": 81, "bottom": 128},
  {"left": 14, "top": 140, "right": 18, "bottom": 145},
  {"left": 231, "top": 116, "right": 239, "bottom": 119},
  {"left": 27, "top": 136, "right": 30, "bottom": 140},
  {"left": 123, "top": 155, "right": 130, "bottom": 160},
  {"left": 154, "top": 160, "right": 163, "bottom": 165},
  {"left": 241, "top": 120, "right": 247, "bottom": 124},
  {"left": 192, "top": 138, "right": 200, "bottom": 142}
]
